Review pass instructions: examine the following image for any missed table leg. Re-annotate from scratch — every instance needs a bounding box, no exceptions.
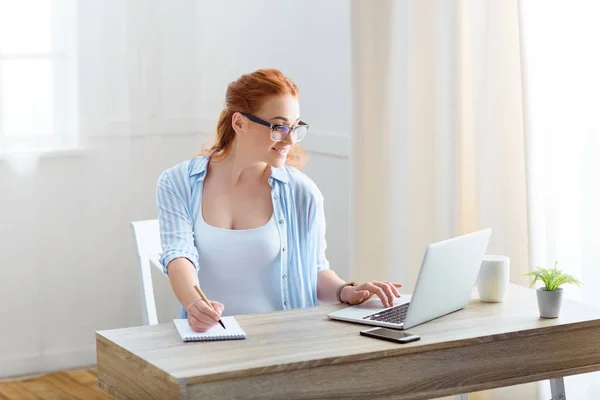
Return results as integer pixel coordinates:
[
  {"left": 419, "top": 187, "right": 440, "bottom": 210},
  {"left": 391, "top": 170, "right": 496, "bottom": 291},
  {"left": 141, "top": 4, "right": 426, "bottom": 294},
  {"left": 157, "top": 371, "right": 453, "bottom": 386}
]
[
  {"left": 456, "top": 395, "right": 470, "bottom": 400},
  {"left": 550, "top": 377, "right": 566, "bottom": 399}
]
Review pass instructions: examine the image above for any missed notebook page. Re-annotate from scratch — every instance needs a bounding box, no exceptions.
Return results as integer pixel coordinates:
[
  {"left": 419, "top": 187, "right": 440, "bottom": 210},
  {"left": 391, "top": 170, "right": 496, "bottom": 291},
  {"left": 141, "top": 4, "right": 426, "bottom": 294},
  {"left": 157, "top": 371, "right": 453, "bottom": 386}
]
[{"left": 173, "top": 316, "right": 246, "bottom": 341}]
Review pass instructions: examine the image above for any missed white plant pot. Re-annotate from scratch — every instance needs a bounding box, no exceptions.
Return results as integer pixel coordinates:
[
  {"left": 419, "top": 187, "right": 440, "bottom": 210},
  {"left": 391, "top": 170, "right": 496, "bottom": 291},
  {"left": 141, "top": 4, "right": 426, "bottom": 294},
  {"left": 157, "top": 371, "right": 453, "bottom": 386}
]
[{"left": 536, "top": 287, "right": 563, "bottom": 318}]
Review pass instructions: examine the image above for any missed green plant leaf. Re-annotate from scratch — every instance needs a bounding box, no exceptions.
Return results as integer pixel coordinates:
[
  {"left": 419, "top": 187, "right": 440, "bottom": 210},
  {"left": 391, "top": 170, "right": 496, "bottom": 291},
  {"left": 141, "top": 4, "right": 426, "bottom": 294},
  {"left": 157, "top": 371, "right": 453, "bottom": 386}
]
[{"left": 522, "top": 261, "right": 583, "bottom": 291}]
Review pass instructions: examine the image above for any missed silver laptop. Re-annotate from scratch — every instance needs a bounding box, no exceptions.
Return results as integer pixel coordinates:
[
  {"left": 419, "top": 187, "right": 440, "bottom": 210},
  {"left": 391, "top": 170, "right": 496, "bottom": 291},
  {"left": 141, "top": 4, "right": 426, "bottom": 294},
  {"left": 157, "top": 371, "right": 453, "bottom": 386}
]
[{"left": 327, "top": 229, "right": 492, "bottom": 330}]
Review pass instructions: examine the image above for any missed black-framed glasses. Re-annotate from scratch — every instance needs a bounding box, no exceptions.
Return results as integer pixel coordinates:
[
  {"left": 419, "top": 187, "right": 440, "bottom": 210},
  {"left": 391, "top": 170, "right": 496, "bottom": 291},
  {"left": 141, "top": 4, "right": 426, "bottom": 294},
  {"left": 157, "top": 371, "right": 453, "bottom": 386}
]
[{"left": 241, "top": 112, "right": 309, "bottom": 142}]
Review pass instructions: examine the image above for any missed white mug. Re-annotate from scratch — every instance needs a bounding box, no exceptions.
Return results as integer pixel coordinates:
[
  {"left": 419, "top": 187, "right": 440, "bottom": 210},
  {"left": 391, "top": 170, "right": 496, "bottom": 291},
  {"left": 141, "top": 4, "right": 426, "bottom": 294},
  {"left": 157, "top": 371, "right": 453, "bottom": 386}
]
[{"left": 477, "top": 255, "right": 510, "bottom": 302}]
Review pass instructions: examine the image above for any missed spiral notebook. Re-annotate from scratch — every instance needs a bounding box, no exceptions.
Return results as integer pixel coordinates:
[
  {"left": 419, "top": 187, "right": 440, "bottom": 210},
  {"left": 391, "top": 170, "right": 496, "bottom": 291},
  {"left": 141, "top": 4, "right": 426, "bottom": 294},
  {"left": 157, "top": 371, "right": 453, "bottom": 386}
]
[{"left": 173, "top": 316, "right": 247, "bottom": 342}]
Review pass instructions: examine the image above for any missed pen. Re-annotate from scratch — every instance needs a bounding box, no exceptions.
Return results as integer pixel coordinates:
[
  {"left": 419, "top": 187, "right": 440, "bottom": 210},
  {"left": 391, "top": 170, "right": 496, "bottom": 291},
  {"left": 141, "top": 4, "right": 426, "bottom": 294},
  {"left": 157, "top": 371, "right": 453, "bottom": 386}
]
[{"left": 193, "top": 285, "right": 226, "bottom": 330}]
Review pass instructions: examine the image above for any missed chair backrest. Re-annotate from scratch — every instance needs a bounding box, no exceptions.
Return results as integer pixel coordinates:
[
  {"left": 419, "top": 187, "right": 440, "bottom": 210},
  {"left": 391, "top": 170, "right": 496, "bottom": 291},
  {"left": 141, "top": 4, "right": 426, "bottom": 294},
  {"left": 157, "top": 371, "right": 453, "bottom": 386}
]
[{"left": 130, "top": 219, "right": 163, "bottom": 326}]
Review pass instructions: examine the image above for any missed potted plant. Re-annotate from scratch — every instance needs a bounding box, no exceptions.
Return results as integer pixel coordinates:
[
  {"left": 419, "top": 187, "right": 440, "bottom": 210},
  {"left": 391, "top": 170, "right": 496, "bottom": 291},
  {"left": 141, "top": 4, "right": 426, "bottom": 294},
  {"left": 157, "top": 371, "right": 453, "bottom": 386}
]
[{"left": 524, "top": 261, "right": 583, "bottom": 318}]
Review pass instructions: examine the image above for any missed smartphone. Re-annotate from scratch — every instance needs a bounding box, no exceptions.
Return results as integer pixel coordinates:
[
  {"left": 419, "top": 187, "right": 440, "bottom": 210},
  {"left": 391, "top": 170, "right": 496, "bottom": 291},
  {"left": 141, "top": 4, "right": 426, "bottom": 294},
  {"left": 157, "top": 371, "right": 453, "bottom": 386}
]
[{"left": 360, "top": 327, "right": 421, "bottom": 344}]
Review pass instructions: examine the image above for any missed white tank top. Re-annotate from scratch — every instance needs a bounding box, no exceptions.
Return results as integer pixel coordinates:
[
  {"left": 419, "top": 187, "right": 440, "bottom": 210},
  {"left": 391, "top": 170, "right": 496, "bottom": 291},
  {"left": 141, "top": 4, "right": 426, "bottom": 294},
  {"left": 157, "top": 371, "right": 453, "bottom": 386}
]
[{"left": 194, "top": 211, "right": 283, "bottom": 316}]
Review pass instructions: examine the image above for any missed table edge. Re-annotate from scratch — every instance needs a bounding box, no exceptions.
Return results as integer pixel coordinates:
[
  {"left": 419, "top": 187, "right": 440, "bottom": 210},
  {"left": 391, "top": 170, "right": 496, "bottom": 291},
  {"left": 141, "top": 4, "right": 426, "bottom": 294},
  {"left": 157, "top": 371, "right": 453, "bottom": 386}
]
[{"left": 175, "top": 318, "right": 600, "bottom": 386}]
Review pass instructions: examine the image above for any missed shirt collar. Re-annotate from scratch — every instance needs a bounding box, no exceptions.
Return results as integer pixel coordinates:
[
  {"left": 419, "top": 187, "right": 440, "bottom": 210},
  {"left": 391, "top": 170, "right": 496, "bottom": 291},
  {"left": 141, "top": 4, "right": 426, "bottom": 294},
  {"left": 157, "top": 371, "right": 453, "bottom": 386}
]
[
  {"left": 189, "top": 156, "right": 288, "bottom": 184},
  {"left": 269, "top": 165, "right": 288, "bottom": 184},
  {"left": 189, "top": 156, "right": 209, "bottom": 179}
]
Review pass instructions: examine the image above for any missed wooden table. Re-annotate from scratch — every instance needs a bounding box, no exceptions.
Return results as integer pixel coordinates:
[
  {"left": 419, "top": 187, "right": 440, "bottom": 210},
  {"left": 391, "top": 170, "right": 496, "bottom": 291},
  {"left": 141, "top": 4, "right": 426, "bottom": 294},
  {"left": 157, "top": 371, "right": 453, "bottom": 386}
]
[{"left": 96, "top": 284, "right": 600, "bottom": 400}]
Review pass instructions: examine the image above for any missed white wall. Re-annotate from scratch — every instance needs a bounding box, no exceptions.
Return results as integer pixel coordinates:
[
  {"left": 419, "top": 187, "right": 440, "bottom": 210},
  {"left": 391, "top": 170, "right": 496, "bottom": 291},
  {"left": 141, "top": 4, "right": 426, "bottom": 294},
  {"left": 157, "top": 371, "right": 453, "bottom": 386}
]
[{"left": 0, "top": 0, "right": 351, "bottom": 377}]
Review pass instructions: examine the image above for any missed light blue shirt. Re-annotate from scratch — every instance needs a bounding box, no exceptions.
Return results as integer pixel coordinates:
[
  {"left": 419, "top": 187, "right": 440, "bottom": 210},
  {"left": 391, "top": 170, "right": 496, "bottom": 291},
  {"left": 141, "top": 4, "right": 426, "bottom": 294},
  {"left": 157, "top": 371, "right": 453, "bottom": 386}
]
[{"left": 156, "top": 156, "right": 331, "bottom": 318}]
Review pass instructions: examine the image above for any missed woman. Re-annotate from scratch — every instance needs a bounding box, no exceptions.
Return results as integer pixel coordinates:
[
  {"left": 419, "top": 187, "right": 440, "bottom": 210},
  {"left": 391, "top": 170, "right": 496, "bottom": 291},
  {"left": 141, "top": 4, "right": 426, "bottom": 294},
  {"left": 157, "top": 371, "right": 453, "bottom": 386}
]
[{"left": 157, "top": 68, "right": 402, "bottom": 332}]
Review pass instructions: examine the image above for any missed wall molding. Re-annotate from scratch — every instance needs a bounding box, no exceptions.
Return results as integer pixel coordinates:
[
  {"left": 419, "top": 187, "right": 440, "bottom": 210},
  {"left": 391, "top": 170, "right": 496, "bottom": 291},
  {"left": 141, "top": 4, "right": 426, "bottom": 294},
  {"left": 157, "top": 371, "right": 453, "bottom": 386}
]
[
  {"left": 301, "top": 130, "right": 349, "bottom": 158},
  {"left": 0, "top": 345, "right": 96, "bottom": 379},
  {"left": 90, "top": 117, "right": 350, "bottom": 158}
]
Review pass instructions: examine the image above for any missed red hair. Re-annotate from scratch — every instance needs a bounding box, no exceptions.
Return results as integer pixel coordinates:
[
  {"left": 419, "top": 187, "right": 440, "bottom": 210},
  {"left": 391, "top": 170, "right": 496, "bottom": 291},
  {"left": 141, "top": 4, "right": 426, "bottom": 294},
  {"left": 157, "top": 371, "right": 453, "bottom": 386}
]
[{"left": 200, "top": 69, "right": 306, "bottom": 169}]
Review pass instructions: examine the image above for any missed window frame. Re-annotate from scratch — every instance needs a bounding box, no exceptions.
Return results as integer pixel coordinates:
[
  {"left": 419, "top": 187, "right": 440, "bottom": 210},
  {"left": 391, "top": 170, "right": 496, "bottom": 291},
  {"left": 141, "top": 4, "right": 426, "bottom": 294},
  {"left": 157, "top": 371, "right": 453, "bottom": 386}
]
[{"left": 0, "top": 0, "right": 78, "bottom": 152}]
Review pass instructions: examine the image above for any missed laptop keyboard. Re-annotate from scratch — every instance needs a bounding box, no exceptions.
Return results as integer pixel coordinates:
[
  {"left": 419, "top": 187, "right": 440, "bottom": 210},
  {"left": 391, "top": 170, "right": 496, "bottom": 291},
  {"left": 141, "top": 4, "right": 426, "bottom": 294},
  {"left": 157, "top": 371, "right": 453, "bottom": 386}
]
[{"left": 363, "top": 303, "right": 410, "bottom": 324}]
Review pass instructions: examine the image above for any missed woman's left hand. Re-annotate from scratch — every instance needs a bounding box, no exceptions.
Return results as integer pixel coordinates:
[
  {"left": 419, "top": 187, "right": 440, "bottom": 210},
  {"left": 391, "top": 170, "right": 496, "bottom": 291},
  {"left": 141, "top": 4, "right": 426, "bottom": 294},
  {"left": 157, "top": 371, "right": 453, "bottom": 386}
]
[{"left": 340, "top": 281, "right": 403, "bottom": 308}]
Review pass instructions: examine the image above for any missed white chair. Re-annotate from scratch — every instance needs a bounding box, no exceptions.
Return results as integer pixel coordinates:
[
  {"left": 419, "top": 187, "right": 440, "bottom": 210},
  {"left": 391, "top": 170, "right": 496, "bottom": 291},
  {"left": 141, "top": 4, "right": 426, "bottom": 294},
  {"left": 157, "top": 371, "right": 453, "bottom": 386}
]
[{"left": 130, "top": 219, "right": 163, "bottom": 326}]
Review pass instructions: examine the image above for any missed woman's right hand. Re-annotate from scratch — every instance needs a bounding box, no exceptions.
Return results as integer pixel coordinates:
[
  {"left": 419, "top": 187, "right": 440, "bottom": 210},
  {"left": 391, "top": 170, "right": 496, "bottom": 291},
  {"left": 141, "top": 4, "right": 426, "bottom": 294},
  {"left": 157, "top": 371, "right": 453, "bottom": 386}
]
[{"left": 186, "top": 298, "right": 225, "bottom": 332}]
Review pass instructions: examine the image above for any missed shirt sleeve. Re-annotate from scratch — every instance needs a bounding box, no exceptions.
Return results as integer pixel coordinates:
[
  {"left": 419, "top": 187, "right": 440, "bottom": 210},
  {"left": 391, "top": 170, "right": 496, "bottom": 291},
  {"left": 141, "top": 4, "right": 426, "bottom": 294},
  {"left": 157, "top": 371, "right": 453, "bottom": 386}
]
[
  {"left": 156, "top": 170, "right": 199, "bottom": 275},
  {"left": 312, "top": 194, "right": 331, "bottom": 273}
]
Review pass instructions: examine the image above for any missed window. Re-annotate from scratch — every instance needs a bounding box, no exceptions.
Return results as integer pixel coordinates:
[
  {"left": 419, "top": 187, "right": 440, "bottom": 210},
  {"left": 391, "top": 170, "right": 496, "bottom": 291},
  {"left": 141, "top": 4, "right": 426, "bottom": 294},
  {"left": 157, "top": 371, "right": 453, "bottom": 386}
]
[
  {"left": 521, "top": 0, "right": 600, "bottom": 307},
  {"left": 0, "top": 0, "right": 77, "bottom": 152}
]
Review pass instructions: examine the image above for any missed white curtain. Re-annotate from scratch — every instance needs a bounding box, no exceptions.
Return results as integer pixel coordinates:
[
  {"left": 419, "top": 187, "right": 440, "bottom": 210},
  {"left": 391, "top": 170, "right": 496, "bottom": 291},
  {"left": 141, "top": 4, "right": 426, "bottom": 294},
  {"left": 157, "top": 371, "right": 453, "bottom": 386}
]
[
  {"left": 350, "top": 0, "right": 530, "bottom": 290},
  {"left": 351, "top": 0, "right": 600, "bottom": 398},
  {"left": 520, "top": 0, "right": 600, "bottom": 398},
  {"left": 521, "top": 0, "right": 600, "bottom": 306},
  {"left": 350, "top": 2, "right": 532, "bottom": 399}
]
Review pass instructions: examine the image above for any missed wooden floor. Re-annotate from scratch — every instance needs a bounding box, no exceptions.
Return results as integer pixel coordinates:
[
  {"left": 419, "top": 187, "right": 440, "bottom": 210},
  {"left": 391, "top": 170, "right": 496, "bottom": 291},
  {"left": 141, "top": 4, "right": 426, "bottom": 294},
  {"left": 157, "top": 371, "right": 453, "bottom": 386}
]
[
  {"left": 0, "top": 368, "right": 540, "bottom": 400},
  {"left": 5, "top": 365, "right": 600, "bottom": 400},
  {"left": 0, "top": 368, "right": 537, "bottom": 400},
  {"left": 0, "top": 368, "right": 538, "bottom": 400},
  {"left": 0, "top": 369, "right": 113, "bottom": 400},
  {"left": 8, "top": 367, "right": 600, "bottom": 400}
]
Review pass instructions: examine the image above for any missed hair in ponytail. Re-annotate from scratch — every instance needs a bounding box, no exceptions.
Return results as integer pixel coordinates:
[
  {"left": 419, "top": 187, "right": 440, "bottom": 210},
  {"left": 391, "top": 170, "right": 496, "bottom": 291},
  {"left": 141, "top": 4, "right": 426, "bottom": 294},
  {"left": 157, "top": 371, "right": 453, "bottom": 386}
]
[{"left": 198, "top": 69, "right": 306, "bottom": 168}]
